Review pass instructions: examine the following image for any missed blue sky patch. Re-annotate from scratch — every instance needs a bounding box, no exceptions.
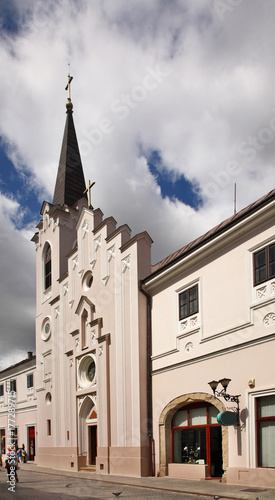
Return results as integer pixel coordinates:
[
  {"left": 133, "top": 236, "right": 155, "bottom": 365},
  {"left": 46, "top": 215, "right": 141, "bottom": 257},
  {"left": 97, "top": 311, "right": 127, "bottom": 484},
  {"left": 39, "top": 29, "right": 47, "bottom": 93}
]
[
  {"left": 146, "top": 149, "right": 202, "bottom": 209},
  {"left": 0, "top": 1, "right": 21, "bottom": 35},
  {"left": 0, "top": 144, "right": 40, "bottom": 227}
]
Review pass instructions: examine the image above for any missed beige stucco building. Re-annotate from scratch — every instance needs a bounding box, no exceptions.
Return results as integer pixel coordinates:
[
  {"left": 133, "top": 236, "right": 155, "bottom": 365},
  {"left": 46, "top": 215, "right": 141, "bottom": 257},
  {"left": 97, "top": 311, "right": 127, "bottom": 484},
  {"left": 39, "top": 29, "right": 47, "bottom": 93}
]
[
  {"left": 0, "top": 89, "right": 274, "bottom": 487},
  {"left": 143, "top": 189, "right": 275, "bottom": 487},
  {"left": 0, "top": 352, "right": 36, "bottom": 461}
]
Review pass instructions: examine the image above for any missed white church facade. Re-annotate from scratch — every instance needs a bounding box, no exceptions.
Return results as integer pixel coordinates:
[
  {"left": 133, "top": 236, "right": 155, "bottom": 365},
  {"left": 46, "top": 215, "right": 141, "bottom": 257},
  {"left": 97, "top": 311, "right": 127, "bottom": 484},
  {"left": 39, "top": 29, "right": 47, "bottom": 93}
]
[{"left": 0, "top": 86, "right": 275, "bottom": 487}]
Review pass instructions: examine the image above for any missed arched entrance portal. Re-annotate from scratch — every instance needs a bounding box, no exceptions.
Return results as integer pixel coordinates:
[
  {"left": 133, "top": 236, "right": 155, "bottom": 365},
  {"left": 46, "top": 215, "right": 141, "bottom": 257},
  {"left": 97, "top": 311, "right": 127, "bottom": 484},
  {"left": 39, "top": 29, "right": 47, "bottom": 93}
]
[
  {"left": 159, "top": 393, "right": 228, "bottom": 479},
  {"left": 78, "top": 396, "right": 97, "bottom": 466}
]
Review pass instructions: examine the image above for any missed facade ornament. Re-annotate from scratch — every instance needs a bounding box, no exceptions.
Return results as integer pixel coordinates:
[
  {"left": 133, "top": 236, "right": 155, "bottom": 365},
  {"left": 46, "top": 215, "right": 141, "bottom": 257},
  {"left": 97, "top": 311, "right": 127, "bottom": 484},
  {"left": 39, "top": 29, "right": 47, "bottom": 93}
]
[
  {"left": 102, "top": 276, "right": 109, "bottom": 286},
  {"left": 181, "top": 321, "right": 188, "bottom": 331},
  {"left": 78, "top": 269, "right": 84, "bottom": 278},
  {"left": 54, "top": 306, "right": 60, "bottom": 318},
  {"left": 107, "top": 245, "right": 115, "bottom": 262},
  {"left": 256, "top": 286, "right": 267, "bottom": 299},
  {"left": 263, "top": 312, "right": 275, "bottom": 326},
  {"left": 190, "top": 316, "right": 198, "bottom": 327},
  {"left": 78, "top": 396, "right": 84, "bottom": 410},
  {"left": 60, "top": 219, "right": 70, "bottom": 228},
  {"left": 53, "top": 219, "right": 59, "bottom": 232},
  {"left": 185, "top": 342, "right": 194, "bottom": 352},
  {"left": 72, "top": 256, "right": 78, "bottom": 270},
  {"left": 94, "top": 236, "right": 101, "bottom": 252},
  {"left": 82, "top": 220, "right": 89, "bottom": 239},
  {"left": 44, "top": 290, "right": 52, "bottom": 301},
  {"left": 122, "top": 255, "right": 130, "bottom": 273}
]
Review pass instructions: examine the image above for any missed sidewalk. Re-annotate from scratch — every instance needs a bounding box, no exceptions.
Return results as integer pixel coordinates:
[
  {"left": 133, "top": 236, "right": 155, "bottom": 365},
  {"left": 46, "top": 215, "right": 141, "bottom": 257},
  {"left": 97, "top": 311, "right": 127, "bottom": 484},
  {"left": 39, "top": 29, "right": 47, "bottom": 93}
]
[{"left": 14, "top": 463, "right": 275, "bottom": 500}]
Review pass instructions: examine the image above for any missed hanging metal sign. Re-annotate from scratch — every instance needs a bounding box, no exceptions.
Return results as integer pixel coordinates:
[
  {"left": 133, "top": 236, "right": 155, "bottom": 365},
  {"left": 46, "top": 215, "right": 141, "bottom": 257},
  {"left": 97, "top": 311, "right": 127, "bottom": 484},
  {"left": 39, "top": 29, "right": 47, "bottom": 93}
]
[{"left": 217, "top": 411, "right": 237, "bottom": 426}]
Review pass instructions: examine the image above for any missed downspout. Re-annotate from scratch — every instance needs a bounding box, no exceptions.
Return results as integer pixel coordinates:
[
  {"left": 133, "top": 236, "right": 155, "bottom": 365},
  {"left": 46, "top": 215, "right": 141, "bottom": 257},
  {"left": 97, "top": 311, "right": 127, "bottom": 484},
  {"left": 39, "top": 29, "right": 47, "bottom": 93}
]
[{"left": 139, "top": 282, "right": 154, "bottom": 476}]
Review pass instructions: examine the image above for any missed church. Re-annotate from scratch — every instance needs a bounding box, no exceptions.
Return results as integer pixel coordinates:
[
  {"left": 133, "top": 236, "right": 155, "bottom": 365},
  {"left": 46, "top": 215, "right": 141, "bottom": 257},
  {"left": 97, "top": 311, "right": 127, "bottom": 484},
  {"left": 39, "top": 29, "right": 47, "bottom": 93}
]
[{"left": 0, "top": 77, "right": 275, "bottom": 488}]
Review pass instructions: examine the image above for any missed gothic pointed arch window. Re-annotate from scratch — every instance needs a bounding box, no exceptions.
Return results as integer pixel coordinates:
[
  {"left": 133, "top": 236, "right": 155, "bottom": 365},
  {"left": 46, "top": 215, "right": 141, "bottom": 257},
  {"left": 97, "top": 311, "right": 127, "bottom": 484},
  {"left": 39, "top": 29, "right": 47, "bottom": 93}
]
[{"left": 43, "top": 243, "right": 52, "bottom": 291}]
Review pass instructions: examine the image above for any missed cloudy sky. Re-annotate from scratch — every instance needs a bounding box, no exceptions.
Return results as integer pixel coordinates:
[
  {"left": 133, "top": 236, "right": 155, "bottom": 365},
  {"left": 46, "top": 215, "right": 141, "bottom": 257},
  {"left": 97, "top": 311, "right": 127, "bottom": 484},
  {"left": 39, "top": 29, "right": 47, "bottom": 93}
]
[{"left": 0, "top": 0, "right": 274, "bottom": 370}]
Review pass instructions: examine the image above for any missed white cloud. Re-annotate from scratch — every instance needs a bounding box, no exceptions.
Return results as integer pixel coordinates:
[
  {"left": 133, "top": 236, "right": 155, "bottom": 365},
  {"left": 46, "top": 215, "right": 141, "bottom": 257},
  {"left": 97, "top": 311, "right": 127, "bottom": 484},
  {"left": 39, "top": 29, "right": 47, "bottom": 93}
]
[
  {"left": 0, "top": 193, "right": 35, "bottom": 370},
  {"left": 0, "top": 0, "right": 275, "bottom": 367}
]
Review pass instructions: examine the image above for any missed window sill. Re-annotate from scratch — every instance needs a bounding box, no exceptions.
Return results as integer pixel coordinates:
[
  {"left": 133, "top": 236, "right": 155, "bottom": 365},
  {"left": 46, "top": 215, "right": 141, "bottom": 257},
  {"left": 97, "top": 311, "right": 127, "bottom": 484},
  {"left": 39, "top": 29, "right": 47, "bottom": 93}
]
[
  {"left": 178, "top": 314, "right": 200, "bottom": 337},
  {"left": 42, "top": 287, "right": 52, "bottom": 303},
  {"left": 252, "top": 279, "right": 275, "bottom": 305}
]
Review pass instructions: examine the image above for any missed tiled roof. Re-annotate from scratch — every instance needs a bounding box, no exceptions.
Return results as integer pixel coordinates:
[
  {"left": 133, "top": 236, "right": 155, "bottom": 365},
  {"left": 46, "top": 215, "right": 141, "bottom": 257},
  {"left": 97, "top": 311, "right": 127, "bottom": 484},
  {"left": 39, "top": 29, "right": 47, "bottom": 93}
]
[
  {"left": 0, "top": 355, "right": 36, "bottom": 376},
  {"left": 52, "top": 109, "right": 87, "bottom": 208},
  {"left": 150, "top": 189, "right": 275, "bottom": 277}
]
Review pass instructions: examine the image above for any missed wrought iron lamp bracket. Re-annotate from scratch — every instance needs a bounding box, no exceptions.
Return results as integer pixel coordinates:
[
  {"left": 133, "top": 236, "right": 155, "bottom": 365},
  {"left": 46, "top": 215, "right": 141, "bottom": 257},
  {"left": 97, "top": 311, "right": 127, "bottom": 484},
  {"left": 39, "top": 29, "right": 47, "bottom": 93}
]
[{"left": 213, "top": 389, "right": 241, "bottom": 426}]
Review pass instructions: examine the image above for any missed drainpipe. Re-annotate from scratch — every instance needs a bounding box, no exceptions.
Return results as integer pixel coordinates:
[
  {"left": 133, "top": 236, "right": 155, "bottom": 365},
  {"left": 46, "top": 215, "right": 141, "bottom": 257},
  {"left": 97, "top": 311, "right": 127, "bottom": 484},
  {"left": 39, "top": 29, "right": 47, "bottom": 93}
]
[{"left": 139, "top": 282, "right": 154, "bottom": 477}]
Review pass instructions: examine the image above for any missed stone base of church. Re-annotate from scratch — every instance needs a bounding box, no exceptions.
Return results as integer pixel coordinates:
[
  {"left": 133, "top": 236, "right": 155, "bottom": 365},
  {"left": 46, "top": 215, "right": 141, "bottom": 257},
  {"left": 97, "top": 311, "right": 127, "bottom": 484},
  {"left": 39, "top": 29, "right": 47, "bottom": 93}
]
[
  {"left": 96, "top": 446, "right": 150, "bottom": 477},
  {"left": 36, "top": 447, "right": 79, "bottom": 471}
]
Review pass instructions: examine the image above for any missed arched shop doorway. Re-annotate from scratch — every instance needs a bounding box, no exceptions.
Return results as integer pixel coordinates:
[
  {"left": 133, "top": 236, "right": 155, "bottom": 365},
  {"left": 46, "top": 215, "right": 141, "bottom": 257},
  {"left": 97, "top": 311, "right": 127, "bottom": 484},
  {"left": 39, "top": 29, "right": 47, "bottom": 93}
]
[
  {"left": 172, "top": 402, "right": 222, "bottom": 477},
  {"left": 159, "top": 393, "right": 228, "bottom": 478}
]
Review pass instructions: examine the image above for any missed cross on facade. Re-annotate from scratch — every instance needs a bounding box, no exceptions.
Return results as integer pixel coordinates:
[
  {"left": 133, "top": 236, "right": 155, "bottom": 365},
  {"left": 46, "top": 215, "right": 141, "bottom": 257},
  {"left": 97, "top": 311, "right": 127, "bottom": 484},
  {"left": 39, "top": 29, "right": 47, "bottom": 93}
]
[{"left": 84, "top": 180, "right": 95, "bottom": 208}]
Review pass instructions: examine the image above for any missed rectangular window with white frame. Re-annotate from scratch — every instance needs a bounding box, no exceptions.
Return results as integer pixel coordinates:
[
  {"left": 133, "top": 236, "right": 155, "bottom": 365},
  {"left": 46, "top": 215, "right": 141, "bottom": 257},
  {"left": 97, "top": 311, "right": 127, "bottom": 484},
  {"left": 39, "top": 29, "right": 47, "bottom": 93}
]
[
  {"left": 177, "top": 281, "right": 201, "bottom": 337},
  {"left": 248, "top": 389, "right": 275, "bottom": 469},
  {"left": 251, "top": 240, "right": 275, "bottom": 305},
  {"left": 27, "top": 373, "right": 34, "bottom": 389},
  {"left": 10, "top": 379, "right": 16, "bottom": 393},
  {"left": 253, "top": 243, "right": 275, "bottom": 286},
  {"left": 179, "top": 284, "right": 199, "bottom": 320},
  {"left": 256, "top": 394, "right": 275, "bottom": 467},
  {"left": 27, "top": 373, "right": 34, "bottom": 394}
]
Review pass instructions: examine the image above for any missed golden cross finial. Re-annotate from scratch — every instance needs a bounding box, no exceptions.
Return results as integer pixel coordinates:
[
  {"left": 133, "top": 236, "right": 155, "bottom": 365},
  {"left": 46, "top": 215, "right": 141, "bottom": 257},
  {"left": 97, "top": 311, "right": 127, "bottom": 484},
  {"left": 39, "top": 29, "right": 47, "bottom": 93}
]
[
  {"left": 84, "top": 180, "right": 95, "bottom": 208},
  {"left": 65, "top": 70, "right": 73, "bottom": 101},
  {"left": 65, "top": 73, "right": 73, "bottom": 101},
  {"left": 65, "top": 65, "right": 74, "bottom": 112}
]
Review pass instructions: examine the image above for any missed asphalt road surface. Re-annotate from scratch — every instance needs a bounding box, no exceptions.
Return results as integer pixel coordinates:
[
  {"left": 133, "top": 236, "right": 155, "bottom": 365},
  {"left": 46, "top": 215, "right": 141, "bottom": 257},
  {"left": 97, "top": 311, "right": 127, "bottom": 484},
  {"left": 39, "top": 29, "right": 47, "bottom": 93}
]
[{"left": 0, "top": 468, "right": 213, "bottom": 500}]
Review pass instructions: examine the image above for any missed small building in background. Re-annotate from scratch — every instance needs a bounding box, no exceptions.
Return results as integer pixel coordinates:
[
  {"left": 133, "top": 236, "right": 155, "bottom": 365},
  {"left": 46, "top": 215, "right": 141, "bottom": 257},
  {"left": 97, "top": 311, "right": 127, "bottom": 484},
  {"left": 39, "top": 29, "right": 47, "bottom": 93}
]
[{"left": 0, "top": 352, "right": 36, "bottom": 462}]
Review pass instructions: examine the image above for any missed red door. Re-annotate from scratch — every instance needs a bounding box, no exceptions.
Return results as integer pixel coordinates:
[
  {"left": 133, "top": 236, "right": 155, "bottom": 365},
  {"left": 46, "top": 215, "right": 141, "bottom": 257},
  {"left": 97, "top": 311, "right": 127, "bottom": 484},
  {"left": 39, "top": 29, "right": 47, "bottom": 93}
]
[{"left": 28, "top": 427, "right": 35, "bottom": 461}]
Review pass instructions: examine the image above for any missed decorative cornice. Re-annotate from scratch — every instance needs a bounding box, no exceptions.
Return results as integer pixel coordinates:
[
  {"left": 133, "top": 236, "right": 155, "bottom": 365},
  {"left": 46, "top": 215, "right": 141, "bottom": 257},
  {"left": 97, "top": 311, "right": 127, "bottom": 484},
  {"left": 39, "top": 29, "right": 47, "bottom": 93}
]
[
  {"left": 69, "top": 329, "right": 79, "bottom": 337},
  {"left": 97, "top": 333, "right": 110, "bottom": 344},
  {"left": 89, "top": 318, "right": 103, "bottom": 328},
  {"left": 120, "top": 231, "right": 153, "bottom": 253},
  {"left": 75, "top": 295, "right": 95, "bottom": 315},
  {"left": 49, "top": 295, "right": 60, "bottom": 306},
  {"left": 93, "top": 216, "right": 117, "bottom": 235},
  {"left": 152, "top": 332, "right": 275, "bottom": 376}
]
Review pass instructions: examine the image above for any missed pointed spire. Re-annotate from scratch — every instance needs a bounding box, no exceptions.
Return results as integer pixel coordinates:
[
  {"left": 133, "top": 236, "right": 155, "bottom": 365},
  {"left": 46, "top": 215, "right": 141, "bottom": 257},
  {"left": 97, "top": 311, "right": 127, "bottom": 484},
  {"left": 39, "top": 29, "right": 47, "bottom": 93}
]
[{"left": 52, "top": 73, "right": 87, "bottom": 208}]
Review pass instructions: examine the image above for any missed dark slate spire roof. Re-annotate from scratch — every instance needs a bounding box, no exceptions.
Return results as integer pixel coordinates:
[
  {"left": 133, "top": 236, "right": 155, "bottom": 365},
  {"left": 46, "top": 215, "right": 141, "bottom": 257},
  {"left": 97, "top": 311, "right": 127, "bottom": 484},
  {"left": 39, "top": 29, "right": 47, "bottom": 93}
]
[{"left": 52, "top": 104, "right": 87, "bottom": 208}]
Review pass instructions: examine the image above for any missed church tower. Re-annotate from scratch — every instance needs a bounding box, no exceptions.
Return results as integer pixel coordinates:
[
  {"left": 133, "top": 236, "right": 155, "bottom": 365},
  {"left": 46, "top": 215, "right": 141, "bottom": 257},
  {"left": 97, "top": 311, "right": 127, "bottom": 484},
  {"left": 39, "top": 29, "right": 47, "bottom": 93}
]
[{"left": 32, "top": 76, "right": 153, "bottom": 476}]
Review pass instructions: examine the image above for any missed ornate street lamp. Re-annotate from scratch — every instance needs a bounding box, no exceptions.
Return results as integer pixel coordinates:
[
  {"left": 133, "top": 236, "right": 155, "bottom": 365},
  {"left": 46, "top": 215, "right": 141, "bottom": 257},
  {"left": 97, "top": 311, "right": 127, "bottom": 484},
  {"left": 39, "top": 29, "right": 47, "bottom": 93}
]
[{"left": 208, "top": 378, "right": 240, "bottom": 425}]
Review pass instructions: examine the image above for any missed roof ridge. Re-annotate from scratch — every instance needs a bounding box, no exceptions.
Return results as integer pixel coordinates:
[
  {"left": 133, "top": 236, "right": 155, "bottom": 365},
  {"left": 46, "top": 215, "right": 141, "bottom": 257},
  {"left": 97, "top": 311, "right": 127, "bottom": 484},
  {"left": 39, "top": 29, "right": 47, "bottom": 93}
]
[{"left": 151, "top": 188, "right": 275, "bottom": 274}]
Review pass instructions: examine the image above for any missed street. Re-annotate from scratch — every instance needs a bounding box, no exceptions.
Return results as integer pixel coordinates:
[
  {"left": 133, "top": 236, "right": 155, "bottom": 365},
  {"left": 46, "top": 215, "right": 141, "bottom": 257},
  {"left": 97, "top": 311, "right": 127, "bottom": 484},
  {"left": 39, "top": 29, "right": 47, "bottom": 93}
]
[{"left": 0, "top": 468, "right": 213, "bottom": 500}]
